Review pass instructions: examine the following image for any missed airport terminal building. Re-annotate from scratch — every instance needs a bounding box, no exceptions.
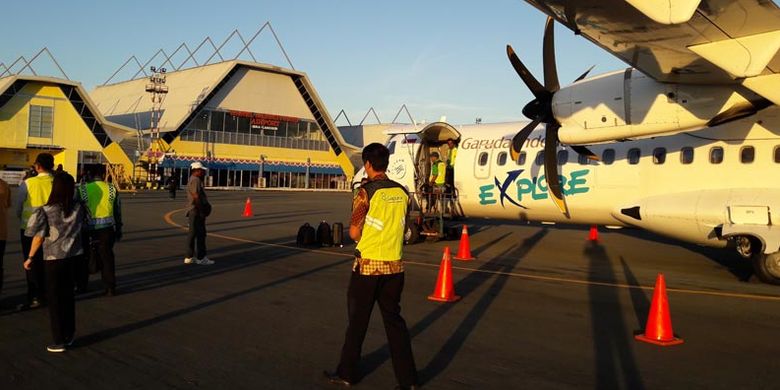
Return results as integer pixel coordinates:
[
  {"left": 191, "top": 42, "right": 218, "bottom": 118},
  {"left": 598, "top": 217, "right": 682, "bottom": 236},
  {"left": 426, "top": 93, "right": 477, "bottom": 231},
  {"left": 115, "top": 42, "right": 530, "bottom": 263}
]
[
  {"left": 90, "top": 60, "right": 357, "bottom": 190},
  {"left": 0, "top": 75, "right": 135, "bottom": 185}
]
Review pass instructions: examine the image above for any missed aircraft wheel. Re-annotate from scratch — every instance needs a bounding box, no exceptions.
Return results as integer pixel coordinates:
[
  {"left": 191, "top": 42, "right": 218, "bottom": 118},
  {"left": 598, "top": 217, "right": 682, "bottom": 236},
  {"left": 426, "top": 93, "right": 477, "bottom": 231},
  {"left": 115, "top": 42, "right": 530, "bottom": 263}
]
[
  {"left": 404, "top": 223, "right": 420, "bottom": 245},
  {"left": 752, "top": 250, "right": 780, "bottom": 285}
]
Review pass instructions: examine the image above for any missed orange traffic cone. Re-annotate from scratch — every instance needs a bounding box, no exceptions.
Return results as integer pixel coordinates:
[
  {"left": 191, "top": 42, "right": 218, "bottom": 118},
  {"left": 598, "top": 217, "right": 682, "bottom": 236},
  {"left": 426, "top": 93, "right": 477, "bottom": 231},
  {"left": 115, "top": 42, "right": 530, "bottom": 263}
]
[
  {"left": 588, "top": 225, "right": 599, "bottom": 242},
  {"left": 454, "top": 225, "right": 475, "bottom": 261},
  {"left": 428, "top": 247, "right": 461, "bottom": 302},
  {"left": 635, "top": 273, "right": 683, "bottom": 346},
  {"left": 242, "top": 197, "right": 253, "bottom": 217}
]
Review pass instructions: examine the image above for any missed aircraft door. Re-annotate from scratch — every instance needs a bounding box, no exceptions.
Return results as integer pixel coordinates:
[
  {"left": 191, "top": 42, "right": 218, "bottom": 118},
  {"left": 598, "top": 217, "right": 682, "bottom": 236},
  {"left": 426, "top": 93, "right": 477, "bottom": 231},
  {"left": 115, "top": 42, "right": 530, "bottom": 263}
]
[
  {"left": 385, "top": 137, "right": 417, "bottom": 192},
  {"left": 474, "top": 150, "right": 492, "bottom": 179}
]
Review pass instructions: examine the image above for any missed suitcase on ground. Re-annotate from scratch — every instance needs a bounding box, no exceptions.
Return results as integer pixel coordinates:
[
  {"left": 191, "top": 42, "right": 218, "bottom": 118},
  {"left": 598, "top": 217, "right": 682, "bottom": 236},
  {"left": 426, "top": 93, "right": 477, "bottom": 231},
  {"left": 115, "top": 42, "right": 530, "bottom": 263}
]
[
  {"left": 296, "top": 223, "right": 316, "bottom": 247},
  {"left": 317, "top": 221, "right": 333, "bottom": 247},
  {"left": 332, "top": 222, "right": 344, "bottom": 247}
]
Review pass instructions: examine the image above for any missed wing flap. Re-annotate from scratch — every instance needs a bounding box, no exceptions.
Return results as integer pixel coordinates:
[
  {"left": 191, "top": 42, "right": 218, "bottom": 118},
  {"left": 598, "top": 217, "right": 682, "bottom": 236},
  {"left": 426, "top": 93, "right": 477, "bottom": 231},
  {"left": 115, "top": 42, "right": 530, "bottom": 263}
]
[
  {"left": 625, "top": 0, "right": 701, "bottom": 25},
  {"left": 688, "top": 30, "right": 780, "bottom": 78}
]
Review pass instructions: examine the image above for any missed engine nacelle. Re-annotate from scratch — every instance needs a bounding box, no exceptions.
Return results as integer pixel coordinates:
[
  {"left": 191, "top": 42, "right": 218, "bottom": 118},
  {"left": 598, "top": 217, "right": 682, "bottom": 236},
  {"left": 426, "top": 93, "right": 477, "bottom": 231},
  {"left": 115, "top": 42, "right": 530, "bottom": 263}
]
[{"left": 552, "top": 68, "right": 759, "bottom": 144}]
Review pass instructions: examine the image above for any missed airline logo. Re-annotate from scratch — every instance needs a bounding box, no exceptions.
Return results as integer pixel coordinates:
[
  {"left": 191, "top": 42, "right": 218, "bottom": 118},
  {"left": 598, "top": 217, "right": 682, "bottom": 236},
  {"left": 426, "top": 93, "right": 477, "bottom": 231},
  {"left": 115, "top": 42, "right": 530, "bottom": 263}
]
[{"left": 479, "top": 169, "right": 591, "bottom": 207}]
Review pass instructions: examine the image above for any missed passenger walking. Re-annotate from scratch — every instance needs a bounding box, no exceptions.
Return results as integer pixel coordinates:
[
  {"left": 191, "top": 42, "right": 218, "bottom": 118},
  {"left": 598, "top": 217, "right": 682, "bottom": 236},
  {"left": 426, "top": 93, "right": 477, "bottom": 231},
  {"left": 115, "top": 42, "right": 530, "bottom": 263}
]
[
  {"left": 77, "top": 165, "right": 123, "bottom": 296},
  {"left": 184, "top": 162, "right": 213, "bottom": 265},
  {"left": 15, "top": 153, "right": 55, "bottom": 309},
  {"left": 0, "top": 177, "right": 10, "bottom": 297},
  {"left": 24, "top": 172, "right": 85, "bottom": 353},
  {"left": 167, "top": 176, "right": 178, "bottom": 200},
  {"left": 325, "top": 143, "right": 418, "bottom": 389}
]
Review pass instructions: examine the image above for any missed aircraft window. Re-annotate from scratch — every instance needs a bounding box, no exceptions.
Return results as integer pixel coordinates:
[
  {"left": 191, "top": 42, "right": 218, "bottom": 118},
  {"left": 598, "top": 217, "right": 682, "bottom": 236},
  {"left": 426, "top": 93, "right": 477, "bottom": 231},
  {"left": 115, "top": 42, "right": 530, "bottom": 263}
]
[
  {"left": 557, "top": 150, "right": 569, "bottom": 164},
  {"left": 710, "top": 147, "right": 724, "bottom": 164},
  {"left": 775, "top": 146, "right": 780, "bottom": 163},
  {"left": 602, "top": 149, "right": 615, "bottom": 165},
  {"left": 680, "top": 147, "right": 694, "bottom": 164},
  {"left": 652, "top": 148, "right": 666, "bottom": 164},
  {"left": 535, "top": 151, "right": 544, "bottom": 165},
  {"left": 627, "top": 148, "right": 641, "bottom": 165},
  {"left": 740, "top": 146, "right": 754, "bottom": 164},
  {"left": 478, "top": 152, "right": 489, "bottom": 166},
  {"left": 497, "top": 152, "right": 508, "bottom": 166},
  {"left": 515, "top": 151, "right": 527, "bottom": 165},
  {"left": 387, "top": 141, "right": 396, "bottom": 154}
]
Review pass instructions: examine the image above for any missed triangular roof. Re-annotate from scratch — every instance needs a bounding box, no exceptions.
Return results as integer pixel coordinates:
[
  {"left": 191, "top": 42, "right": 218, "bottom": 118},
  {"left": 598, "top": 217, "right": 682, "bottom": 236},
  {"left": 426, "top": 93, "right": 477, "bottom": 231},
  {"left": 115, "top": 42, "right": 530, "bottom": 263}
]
[
  {"left": 89, "top": 60, "right": 360, "bottom": 159},
  {"left": 0, "top": 74, "right": 137, "bottom": 146}
]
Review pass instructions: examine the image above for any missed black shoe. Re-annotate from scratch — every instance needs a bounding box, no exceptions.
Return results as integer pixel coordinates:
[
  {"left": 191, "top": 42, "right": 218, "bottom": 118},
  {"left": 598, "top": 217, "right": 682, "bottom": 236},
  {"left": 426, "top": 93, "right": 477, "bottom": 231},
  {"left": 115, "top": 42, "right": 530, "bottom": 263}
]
[
  {"left": 323, "top": 371, "right": 353, "bottom": 387},
  {"left": 103, "top": 288, "right": 116, "bottom": 297},
  {"left": 17, "top": 298, "right": 40, "bottom": 311}
]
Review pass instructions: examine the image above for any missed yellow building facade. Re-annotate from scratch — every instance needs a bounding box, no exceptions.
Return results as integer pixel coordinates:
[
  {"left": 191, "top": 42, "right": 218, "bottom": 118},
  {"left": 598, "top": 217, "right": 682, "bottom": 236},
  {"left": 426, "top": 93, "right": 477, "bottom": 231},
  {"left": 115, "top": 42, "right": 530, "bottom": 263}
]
[{"left": 0, "top": 76, "right": 133, "bottom": 184}]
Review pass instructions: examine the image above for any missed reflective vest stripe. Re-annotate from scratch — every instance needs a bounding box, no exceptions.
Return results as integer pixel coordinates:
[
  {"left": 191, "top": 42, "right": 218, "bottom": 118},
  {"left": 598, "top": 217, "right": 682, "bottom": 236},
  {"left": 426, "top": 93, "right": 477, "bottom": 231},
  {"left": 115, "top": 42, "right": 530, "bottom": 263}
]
[{"left": 78, "top": 181, "right": 116, "bottom": 229}]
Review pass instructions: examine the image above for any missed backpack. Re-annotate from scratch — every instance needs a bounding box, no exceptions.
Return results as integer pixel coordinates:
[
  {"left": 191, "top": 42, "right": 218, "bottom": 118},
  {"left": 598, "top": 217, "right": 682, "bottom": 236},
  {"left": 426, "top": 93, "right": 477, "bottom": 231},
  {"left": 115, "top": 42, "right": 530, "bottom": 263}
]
[
  {"left": 316, "top": 221, "right": 333, "bottom": 247},
  {"left": 332, "top": 222, "right": 344, "bottom": 248},
  {"left": 296, "top": 223, "right": 316, "bottom": 247}
]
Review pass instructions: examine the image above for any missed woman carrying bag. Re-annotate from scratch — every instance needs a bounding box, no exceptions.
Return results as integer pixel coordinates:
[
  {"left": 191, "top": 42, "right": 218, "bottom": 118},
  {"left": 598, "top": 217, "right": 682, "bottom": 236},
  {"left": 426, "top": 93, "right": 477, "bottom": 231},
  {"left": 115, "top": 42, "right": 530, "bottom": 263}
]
[{"left": 24, "top": 172, "right": 85, "bottom": 353}]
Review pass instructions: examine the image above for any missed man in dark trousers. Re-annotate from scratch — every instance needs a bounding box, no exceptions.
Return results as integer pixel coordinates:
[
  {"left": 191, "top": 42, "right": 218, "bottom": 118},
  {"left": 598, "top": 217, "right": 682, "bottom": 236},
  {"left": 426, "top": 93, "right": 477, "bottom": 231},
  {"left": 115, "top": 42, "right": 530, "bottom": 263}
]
[
  {"left": 325, "top": 143, "right": 418, "bottom": 389},
  {"left": 15, "top": 153, "right": 54, "bottom": 309},
  {"left": 184, "top": 162, "right": 213, "bottom": 265},
  {"left": 77, "top": 164, "right": 123, "bottom": 296}
]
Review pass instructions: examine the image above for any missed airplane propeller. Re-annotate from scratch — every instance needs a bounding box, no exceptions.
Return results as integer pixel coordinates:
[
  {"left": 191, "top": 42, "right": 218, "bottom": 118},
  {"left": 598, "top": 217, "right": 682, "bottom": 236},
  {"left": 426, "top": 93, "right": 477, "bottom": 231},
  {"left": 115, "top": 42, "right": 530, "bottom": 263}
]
[{"left": 506, "top": 16, "right": 596, "bottom": 216}]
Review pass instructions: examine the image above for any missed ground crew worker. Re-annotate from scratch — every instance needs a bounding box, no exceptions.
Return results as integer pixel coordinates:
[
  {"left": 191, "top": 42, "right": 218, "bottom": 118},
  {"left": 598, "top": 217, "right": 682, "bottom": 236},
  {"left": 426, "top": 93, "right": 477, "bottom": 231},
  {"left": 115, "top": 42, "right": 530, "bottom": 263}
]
[
  {"left": 325, "top": 142, "right": 418, "bottom": 390},
  {"left": 0, "top": 177, "right": 10, "bottom": 299},
  {"left": 427, "top": 151, "right": 447, "bottom": 212},
  {"left": 15, "top": 153, "right": 55, "bottom": 309},
  {"left": 77, "top": 165, "right": 123, "bottom": 296},
  {"left": 445, "top": 138, "right": 457, "bottom": 186}
]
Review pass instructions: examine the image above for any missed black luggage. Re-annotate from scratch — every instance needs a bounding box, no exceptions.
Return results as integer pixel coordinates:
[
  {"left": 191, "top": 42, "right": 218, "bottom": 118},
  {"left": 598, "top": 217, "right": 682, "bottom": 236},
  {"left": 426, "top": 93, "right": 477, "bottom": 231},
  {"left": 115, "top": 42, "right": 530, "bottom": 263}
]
[
  {"left": 332, "top": 222, "right": 344, "bottom": 247},
  {"left": 317, "top": 221, "right": 333, "bottom": 247},
  {"left": 296, "top": 223, "right": 316, "bottom": 247}
]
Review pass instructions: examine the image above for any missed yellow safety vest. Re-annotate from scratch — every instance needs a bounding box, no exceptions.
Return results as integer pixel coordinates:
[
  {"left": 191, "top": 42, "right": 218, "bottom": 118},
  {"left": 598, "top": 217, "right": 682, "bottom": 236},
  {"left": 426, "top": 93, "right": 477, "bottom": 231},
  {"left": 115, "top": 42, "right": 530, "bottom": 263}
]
[
  {"left": 78, "top": 180, "right": 117, "bottom": 229},
  {"left": 430, "top": 161, "right": 446, "bottom": 185},
  {"left": 448, "top": 146, "right": 457, "bottom": 167},
  {"left": 356, "top": 179, "right": 408, "bottom": 261},
  {"left": 21, "top": 174, "right": 54, "bottom": 225}
]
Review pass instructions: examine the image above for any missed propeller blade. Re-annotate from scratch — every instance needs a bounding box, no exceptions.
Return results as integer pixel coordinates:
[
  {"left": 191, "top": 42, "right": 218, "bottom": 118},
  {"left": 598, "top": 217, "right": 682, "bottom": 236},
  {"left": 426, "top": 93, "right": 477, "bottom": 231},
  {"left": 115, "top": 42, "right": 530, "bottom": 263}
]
[
  {"left": 510, "top": 118, "right": 541, "bottom": 162},
  {"left": 573, "top": 65, "right": 595, "bottom": 83},
  {"left": 570, "top": 145, "right": 600, "bottom": 161},
  {"left": 507, "top": 45, "right": 547, "bottom": 98},
  {"left": 563, "top": 0, "right": 581, "bottom": 34},
  {"left": 543, "top": 124, "right": 569, "bottom": 216},
  {"left": 543, "top": 17, "right": 560, "bottom": 93}
]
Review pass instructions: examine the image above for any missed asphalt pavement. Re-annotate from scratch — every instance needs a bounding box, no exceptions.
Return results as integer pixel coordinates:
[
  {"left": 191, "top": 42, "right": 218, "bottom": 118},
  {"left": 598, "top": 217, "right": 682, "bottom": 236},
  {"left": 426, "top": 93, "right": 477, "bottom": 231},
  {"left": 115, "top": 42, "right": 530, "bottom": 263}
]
[{"left": 1, "top": 190, "right": 778, "bottom": 389}]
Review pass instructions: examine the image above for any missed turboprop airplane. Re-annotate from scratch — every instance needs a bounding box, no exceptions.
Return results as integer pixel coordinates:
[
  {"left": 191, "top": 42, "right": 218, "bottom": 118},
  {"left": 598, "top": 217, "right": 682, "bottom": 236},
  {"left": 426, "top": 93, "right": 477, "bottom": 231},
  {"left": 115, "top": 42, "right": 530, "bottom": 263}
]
[{"left": 352, "top": 0, "right": 780, "bottom": 285}]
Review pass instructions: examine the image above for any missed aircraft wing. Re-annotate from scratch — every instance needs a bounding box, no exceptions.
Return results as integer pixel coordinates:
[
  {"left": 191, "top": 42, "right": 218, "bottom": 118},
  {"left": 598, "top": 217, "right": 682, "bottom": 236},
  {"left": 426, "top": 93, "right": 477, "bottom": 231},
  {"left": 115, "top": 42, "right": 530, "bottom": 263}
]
[{"left": 524, "top": 0, "right": 780, "bottom": 95}]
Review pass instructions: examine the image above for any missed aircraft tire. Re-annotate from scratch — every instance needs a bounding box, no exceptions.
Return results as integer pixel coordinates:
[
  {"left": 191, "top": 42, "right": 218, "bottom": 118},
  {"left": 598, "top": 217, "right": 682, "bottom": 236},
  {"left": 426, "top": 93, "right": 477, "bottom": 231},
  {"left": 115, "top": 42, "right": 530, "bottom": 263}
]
[{"left": 751, "top": 250, "right": 780, "bottom": 285}]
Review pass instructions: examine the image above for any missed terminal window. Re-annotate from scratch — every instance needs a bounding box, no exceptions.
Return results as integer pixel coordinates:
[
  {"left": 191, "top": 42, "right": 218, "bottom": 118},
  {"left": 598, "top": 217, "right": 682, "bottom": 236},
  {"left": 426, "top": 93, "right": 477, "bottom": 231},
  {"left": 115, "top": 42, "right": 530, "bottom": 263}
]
[{"left": 28, "top": 105, "right": 53, "bottom": 138}]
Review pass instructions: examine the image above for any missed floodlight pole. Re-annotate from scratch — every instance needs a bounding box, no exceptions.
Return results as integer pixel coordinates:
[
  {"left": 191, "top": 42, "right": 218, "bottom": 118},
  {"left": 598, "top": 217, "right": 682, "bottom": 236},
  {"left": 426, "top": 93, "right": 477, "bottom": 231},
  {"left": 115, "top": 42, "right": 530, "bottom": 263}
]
[{"left": 145, "top": 66, "right": 169, "bottom": 189}]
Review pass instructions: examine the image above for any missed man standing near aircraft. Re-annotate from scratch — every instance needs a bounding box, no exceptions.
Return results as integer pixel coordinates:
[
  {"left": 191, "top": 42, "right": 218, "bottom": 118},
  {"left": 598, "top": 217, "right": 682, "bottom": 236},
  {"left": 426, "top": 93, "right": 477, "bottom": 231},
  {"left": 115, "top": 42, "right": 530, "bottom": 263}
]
[
  {"left": 184, "top": 162, "right": 213, "bottom": 265},
  {"left": 428, "top": 152, "right": 446, "bottom": 212},
  {"left": 445, "top": 138, "right": 457, "bottom": 186},
  {"left": 325, "top": 143, "right": 418, "bottom": 389}
]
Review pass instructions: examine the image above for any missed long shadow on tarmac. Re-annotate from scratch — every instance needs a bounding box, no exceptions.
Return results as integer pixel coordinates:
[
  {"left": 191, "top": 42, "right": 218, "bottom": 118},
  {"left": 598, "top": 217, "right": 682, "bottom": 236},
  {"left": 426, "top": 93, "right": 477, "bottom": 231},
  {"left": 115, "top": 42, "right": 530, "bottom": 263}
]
[
  {"left": 585, "top": 242, "right": 645, "bottom": 390},
  {"left": 359, "top": 229, "right": 547, "bottom": 385},
  {"left": 620, "top": 257, "right": 651, "bottom": 330},
  {"left": 76, "top": 257, "right": 351, "bottom": 347}
]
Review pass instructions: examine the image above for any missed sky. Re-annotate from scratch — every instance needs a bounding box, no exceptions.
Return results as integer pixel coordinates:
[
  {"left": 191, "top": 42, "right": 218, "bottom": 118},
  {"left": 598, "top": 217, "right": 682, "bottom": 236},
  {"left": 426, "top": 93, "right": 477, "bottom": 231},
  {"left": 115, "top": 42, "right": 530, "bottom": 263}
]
[{"left": 0, "top": 0, "right": 625, "bottom": 125}]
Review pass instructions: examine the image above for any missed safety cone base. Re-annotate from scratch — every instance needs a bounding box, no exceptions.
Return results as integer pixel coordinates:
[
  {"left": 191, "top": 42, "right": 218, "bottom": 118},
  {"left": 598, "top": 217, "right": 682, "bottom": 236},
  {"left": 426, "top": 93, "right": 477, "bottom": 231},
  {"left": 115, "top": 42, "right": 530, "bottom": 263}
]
[
  {"left": 634, "top": 333, "right": 684, "bottom": 346},
  {"left": 428, "top": 294, "right": 461, "bottom": 303},
  {"left": 453, "top": 255, "right": 475, "bottom": 261}
]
